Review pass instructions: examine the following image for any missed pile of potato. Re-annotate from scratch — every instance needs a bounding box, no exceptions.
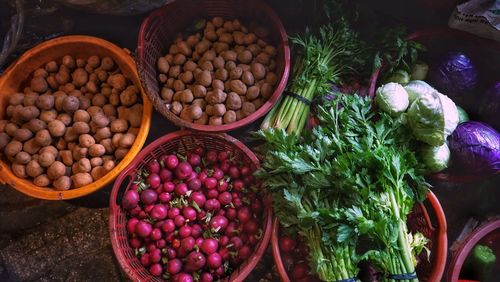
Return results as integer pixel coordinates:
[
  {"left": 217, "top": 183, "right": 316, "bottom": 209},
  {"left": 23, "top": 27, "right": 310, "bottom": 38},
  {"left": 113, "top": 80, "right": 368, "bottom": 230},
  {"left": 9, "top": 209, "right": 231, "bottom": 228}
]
[
  {"left": 0, "top": 55, "right": 143, "bottom": 190},
  {"left": 157, "top": 16, "right": 278, "bottom": 125}
]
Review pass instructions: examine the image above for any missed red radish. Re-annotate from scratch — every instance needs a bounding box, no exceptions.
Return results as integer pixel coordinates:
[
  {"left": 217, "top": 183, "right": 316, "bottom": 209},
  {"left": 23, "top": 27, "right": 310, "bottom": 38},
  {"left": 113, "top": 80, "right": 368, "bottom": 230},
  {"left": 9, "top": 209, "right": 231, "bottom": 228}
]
[
  {"left": 238, "top": 245, "right": 252, "bottom": 260},
  {"left": 217, "top": 180, "right": 229, "bottom": 192},
  {"left": 150, "top": 204, "right": 168, "bottom": 220},
  {"left": 243, "top": 219, "right": 259, "bottom": 234},
  {"left": 189, "top": 192, "right": 206, "bottom": 208},
  {"left": 219, "top": 235, "right": 230, "bottom": 246},
  {"left": 281, "top": 253, "right": 294, "bottom": 271},
  {"left": 150, "top": 228, "right": 162, "bottom": 241},
  {"left": 163, "top": 182, "right": 175, "bottom": 193},
  {"left": 224, "top": 222, "right": 238, "bottom": 237},
  {"left": 240, "top": 166, "right": 251, "bottom": 176},
  {"left": 204, "top": 177, "right": 217, "bottom": 189},
  {"left": 212, "top": 168, "right": 224, "bottom": 180},
  {"left": 175, "top": 183, "right": 188, "bottom": 196},
  {"left": 248, "top": 234, "right": 259, "bottom": 245},
  {"left": 279, "top": 236, "right": 296, "bottom": 253},
  {"left": 219, "top": 247, "right": 230, "bottom": 260},
  {"left": 129, "top": 206, "right": 141, "bottom": 216},
  {"left": 159, "top": 168, "right": 173, "bottom": 182},
  {"left": 182, "top": 207, "right": 197, "bottom": 221},
  {"left": 195, "top": 237, "right": 204, "bottom": 246},
  {"left": 165, "top": 232, "right": 175, "bottom": 242},
  {"left": 149, "top": 263, "right": 162, "bottom": 276},
  {"left": 207, "top": 189, "right": 219, "bottom": 199},
  {"left": 233, "top": 198, "right": 243, "bottom": 208},
  {"left": 181, "top": 237, "right": 195, "bottom": 252},
  {"left": 186, "top": 171, "right": 198, "bottom": 181},
  {"left": 243, "top": 175, "right": 254, "bottom": 185},
  {"left": 135, "top": 221, "right": 153, "bottom": 238},
  {"left": 159, "top": 192, "right": 172, "bottom": 203},
  {"left": 146, "top": 243, "right": 157, "bottom": 253},
  {"left": 186, "top": 251, "right": 206, "bottom": 271},
  {"left": 292, "top": 262, "right": 309, "bottom": 280},
  {"left": 162, "top": 219, "right": 175, "bottom": 233},
  {"left": 168, "top": 207, "right": 180, "bottom": 219},
  {"left": 138, "top": 211, "right": 147, "bottom": 219},
  {"left": 122, "top": 190, "right": 140, "bottom": 209},
  {"left": 230, "top": 236, "right": 244, "bottom": 249},
  {"left": 140, "top": 189, "right": 158, "bottom": 205},
  {"left": 217, "top": 151, "right": 230, "bottom": 162},
  {"left": 201, "top": 273, "right": 213, "bottom": 282},
  {"left": 210, "top": 215, "right": 228, "bottom": 231},
  {"left": 187, "top": 153, "right": 201, "bottom": 166},
  {"left": 178, "top": 225, "right": 192, "bottom": 238},
  {"left": 144, "top": 204, "right": 154, "bottom": 213},
  {"left": 204, "top": 199, "right": 221, "bottom": 211},
  {"left": 175, "top": 161, "right": 193, "bottom": 180},
  {"left": 226, "top": 208, "right": 237, "bottom": 219},
  {"left": 150, "top": 248, "right": 162, "bottom": 263},
  {"left": 198, "top": 171, "right": 208, "bottom": 182},
  {"left": 174, "top": 215, "right": 185, "bottom": 227},
  {"left": 191, "top": 224, "right": 203, "bottom": 238},
  {"left": 218, "top": 192, "right": 232, "bottom": 205},
  {"left": 192, "top": 146, "right": 204, "bottom": 156},
  {"left": 130, "top": 237, "right": 141, "bottom": 249},
  {"left": 156, "top": 239, "right": 166, "bottom": 248},
  {"left": 167, "top": 247, "right": 176, "bottom": 259},
  {"left": 219, "top": 160, "right": 230, "bottom": 173},
  {"left": 200, "top": 238, "right": 218, "bottom": 255},
  {"left": 175, "top": 273, "right": 193, "bottom": 282},
  {"left": 233, "top": 180, "right": 244, "bottom": 192},
  {"left": 228, "top": 166, "right": 240, "bottom": 179},
  {"left": 216, "top": 209, "right": 226, "bottom": 216},
  {"left": 148, "top": 159, "right": 161, "bottom": 174},
  {"left": 251, "top": 199, "right": 263, "bottom": 214},
  {"left": 207, "top": 252, "right": 222, "bottom": 269},
  {"left": 148, "top": 173, "right": 161, "bottom": 188},
  {"left": 167, "top": 258, "right": 182, "bottom": 274},
  {"left": 206, "top": 150, "right": 217, "bottom": 163},
  {"left": 166, "top": 155, "right": 179, "bottom": 169},
  {"left": 140, "top": 253, "right": 151, "bottom": 267},
  {"left": 215, "top": 266, "right": 225, "bottom": 276},
  {"left": 187, "top": 178, "right": 201, "bottom": 191},
  {"left": 126, "top": 218, "right": 139, "bottom": 234},
  {"left": 237, "top": 207, "right": 252, "bottom": 223}
]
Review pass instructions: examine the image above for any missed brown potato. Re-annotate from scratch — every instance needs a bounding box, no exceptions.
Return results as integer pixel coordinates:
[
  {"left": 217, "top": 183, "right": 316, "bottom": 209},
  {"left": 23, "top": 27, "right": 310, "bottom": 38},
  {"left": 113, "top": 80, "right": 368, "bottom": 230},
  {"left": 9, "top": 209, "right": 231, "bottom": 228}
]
[
  {"left": 79, "top": 134, "right": 95, "bottom": 148},
  {"left": 34, "top": 129, "right": 52, "bottom": 146},
  {"left": 161, "top": 88, "right": 174, "bottom": 102},
  {"left": 14, "top": 128, "right": 33, "bottom": 142},
  {"left": 62, "top": 96, "right": 80, "bottom": 113},
  {"left": 87, "top": 106, "right": 103, "bottom": 116},
  {"left": 76, "top": 158, "right": 92, "bottom": 173},
  {"left": 119, "top": 133, "right": 136, "bottom": 148},
  {"left": 226, "top": 92, "right": 242, "bottom": 110},
  {"left": 9, "top": 93, "right": 24, "bottom": 106},
  {"left": 215, "top": 68, "right": 228, "bottom": 81},
  {"left": 223, "top": 110, "right": 236, "bottom": 124},
  {"left": 89, "top": 144, "right": 106, "bottom": 157},
  {"left": 188, "top": 105, "right": 203, "bottom": 120},
  {"left": 120, "top": 85, "right": 139, "bottom": 106},
  {"left": 213, "top": 57, "right": 225, "bottom": 69},
  {"left": 260, "top": 82, "right": 273, "bottom": 99},
  {"left": 212, "top": 16, "right": 224, "bottom": 28},
  {"left": 195, "top": 70, "right": 212, "bottom": 87},
  {"left": 265, "top": 72, "right": 278, "bottom": 86},
  {"left": 31, "top": 77, "right": 48, "bottom": 93},
  {"left": 110, "top": 119, "right": 128, "bottom": 133},
  {"left": 33, "top": 68, "right": 48, "bottom": 78},
  {"left": 192, "top": 85, "right": 207, "bottom": 98},
  {"left": 62, "top": 55, "right": 75, "bottom": 69},
  {"left": 56, "top": 113, "right": 72, "bottom": 126},
  {"left": 101, "top": 57, "right": 115, "bottom": 71},
  {"left": 229, "top": 80, "right": 247, "bottom": 95},
  {"left": 206, "top": 89, "right": 227, "bottom": 105},
  {"left": 39, "top": 145, "right": 58, "bottom": 156},
  {"left": 72, "top": 68, "right": 89, "bottom": 87},
  {"left": 72, "top": 146, "right": 88, "bottom": 161},
  {"left": 252, "top": 98, "right": 264, "bottom": 109},
  {"left": 91, "top": 166, "right": 106, "bottom": 180},
  {"left": 200, "top": 60, "right": 214, "bottom": 72},
  {"left": 246, "top": 86, "right": 260, "bottom": 101},
  {"left": 48, "top": 120, "right": 66, "bottom": 137},
  {"left": 179, "top": 71, "right": 194, "bottom": 84},
  {"left": 54, "top": 176, "right": 71, "bottom": 190},
  {"left": 173, "top": 80, "right": 185, "bottom": 91},
  {"left": 225, "top": 61, "right": 236, "bottom": 70},
  {"left": 256, "top": 52, "right": 270, "bottom": 65},
  {"left": 179, "top": 108, "right": 192, "bottom": 122},
  {"left": 230, "top": 67, "right": 243, "bottom": 80},
  {"left": 33, "top": 174, "right": 51, "bottom": 187},
  {"left": 72, "top": 109, "right": 90, "bottom": 123},
  {"left": 213, "top": 104, "right": 226, "bottom": 117},
  {"left": 71, "top": 173, "right": 93, "bottom": 188},
  {"left": 212, "top": 79, "right": 224, "bottom": 90},
  {"left": 170, "top": 101, "right": 182, "bottom": 115},
  {"left": 195, "top": 40, "right": 211, "bottom": 54},
  {"left": 12, "top": 163, "right": 27, "bottom": 178},
  {"left": 194, "top": 112, "right": 208, "bottom": 125},
  {"left": 90, "top": 157, "right": 103, "bottom": 167},
  {"left": 72, "top": 122, "right": 90, "bottom": 135},
  {"left": 103, "top": 104, "right": 117, "bottom": 118},
  {"left": 208, "top": 116, "right": 223, "bottom": 126},
  {"left": 47, "top": 161, "right": 65, "bottom": 180},
  {"left": 108, "top": 74, "right": 127, "bottom": 91},
  {"left": 221, "top": 50, "right": 237, "bottom": 61},
  {"left": 100, "top": 138, "right": 114, "bottom": 154},
  {"left": 168, "top": 65, "right": 181, "bottom": 79},
  {"left": 213, "top": 42, "right": 229, "bottom": 54},
  {"left": 38, "top": 151, "right": 56, "bottom": 167},
  {"left": 0, "top": 132, "right": 10, "bottom": 150},
  {"left": 15, "top": 151, "right": 31, "bottom": 165},
  {"left": 251, "top": 62, "right": 266, "bottom": 80},
  {"left": 23, "top": 139, "right": 41, "bottom": 155},
  {"left": 114, "top": 148, "right": 128, "bottom": 160},
  {"left": 46, "top": 75, "right": 59, "bottom": 89},
  {"left": 92, "top": 113, "right": 110, "bottom": 128},
  {"left": 237, "top": 50, "right": 253, "bottom": 64},
  {"left": 242, "top": 101, "right": 256, "bottom": 117},
  {"left": 183, "top": 60, "right": 197, "bottom": 72},
  {"left": 60, "top": 150, "right": 73, "bottom": 166}
]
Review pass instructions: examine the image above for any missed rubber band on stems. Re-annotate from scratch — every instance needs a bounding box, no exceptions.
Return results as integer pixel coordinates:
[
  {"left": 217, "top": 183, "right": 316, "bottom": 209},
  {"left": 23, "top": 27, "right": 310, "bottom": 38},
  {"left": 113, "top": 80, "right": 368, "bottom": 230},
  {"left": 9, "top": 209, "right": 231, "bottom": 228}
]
[
  {"left": 284, "top": 90, "right": 312, "bottom": 106},
  {"left": 387, "top": 271, "right": 417, "bottom": 280}
]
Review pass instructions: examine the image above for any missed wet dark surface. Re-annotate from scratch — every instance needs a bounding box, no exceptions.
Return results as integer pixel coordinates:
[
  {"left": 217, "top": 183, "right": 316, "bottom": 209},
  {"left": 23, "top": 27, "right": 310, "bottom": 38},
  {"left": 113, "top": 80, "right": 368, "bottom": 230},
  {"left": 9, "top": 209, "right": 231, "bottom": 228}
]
[{"left": 0, "top": 0, "right": 499, "bottom": 281}]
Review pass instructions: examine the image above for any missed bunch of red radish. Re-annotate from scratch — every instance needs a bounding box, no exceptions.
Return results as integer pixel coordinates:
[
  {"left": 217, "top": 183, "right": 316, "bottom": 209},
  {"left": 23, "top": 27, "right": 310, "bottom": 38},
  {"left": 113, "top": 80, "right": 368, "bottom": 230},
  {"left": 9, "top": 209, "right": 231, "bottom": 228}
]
[
  {"left": 121, "top": 146, "right": 264, "bottom": 282},
  {"left": 278, "top": 235, "right": 320, "bottom": 282}
]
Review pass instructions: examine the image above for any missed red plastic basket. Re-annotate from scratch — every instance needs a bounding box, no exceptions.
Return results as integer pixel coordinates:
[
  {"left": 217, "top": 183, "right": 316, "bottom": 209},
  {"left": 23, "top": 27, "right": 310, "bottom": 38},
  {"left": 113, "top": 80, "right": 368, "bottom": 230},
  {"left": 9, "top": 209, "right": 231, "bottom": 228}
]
[
  {"left": 271, "top": 191, "right": 448, "bottom": 282},
  {"left": 447, "top": 219, "right": 500, "bottom": 282},
  {"left": 137, "top": 0, "right": 290, "bottom": 132},
  {"left": 109, "top": 130, "right": 273, "bottom": 281}
]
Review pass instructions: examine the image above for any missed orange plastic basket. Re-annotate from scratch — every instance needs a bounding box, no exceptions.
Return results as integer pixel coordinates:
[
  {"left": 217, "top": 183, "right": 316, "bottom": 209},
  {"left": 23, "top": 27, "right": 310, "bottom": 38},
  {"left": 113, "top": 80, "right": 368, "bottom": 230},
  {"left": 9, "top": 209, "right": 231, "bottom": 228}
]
[
  {"left": 272, "top": 191, "right": 448, "bottom": 282},
  {"left": 137, "top": 0, "right": 290, "bottom": 132},
  {"left": 109, "top": 130, "right": 273, "bottom": 281},
  {"left": 0, "top": 35, "right": 152, "bottom": 200}
]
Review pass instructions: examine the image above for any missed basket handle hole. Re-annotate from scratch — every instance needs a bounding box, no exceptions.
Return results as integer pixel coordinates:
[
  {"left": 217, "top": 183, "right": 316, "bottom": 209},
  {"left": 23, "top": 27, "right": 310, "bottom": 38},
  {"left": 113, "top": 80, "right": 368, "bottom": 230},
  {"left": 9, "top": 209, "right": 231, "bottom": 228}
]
[{"left": 116, "top": 175, "right": 132, "bottom": 206}]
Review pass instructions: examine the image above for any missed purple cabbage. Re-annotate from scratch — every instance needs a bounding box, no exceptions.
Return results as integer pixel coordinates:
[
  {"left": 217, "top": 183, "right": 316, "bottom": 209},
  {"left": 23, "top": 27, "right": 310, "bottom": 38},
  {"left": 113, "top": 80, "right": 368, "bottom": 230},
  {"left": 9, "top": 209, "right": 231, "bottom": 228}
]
[
  {"left": 479, "top": 82, "right": 500, "bottom": 131},
  {"left": 448, "top": 121, "right": 500, "bottom": 174},
  {"left": 429, "top": 52, "right": 478, "bottom": 104}
]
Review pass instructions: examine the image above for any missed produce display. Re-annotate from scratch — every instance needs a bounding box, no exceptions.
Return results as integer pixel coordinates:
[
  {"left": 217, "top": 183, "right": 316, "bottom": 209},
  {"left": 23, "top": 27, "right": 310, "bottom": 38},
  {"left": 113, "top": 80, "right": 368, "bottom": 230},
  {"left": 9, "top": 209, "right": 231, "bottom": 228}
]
[
  {"left": 0, "top": 55, "right": 144, "bottom": 190},
  {"left": 120, "top": 147, "right": 265, "bottom": 281},
  {"left": 157, "top": 17, "right": 278, "bottom": 126}
]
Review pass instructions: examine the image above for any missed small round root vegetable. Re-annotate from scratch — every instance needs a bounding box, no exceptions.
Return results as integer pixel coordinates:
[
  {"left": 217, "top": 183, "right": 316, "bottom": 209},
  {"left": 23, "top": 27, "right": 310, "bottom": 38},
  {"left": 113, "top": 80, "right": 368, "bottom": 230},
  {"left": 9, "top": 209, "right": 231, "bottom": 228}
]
[
  {"left": 15, "top": 151, "right": 31, "bottom": 164},
  {"left": 72, "top": 146, "right": 88, "bottom": 161},
  {"left": 11, "top": 163, "right": 27, "bottom": 178},
  {"left": 91, "top": 166, "right": 106, "bottom": 180},
  {"left": 13, "top": 128, "right": 33, "bottom": 142},
  {"left": 30, "top": 77, "right": 48, "bottom": 93},
  {"left": 73, "top": 109, "right": 90, "bottom": 123},
  {"left": 26, "top": 160, "right": 44, "bottom": 178},
  {"left": 33, "top": 174, "right": 50, "bottom": 187},
  {"left": 77, "top": 158, "right": 92, "bottom": 173},
  {"left": 108, "top": 74, "right": 127, "bottom": 91},
  {"left": 223, "top": 110, "right": 236, "bottom": 124},
  {"left": 114, "top": 148, "right": 128, "bottom": 160},
  {"left": 79, "top": 134, "right": 96, "bottom": 148},
  {"left": 38, "top": 151, "right": 56, "bottom": 167},
  {"left": 225, "top": 92, "right": 242, "bottom": 110},
  {"left": 47, "top": 161, "right": 66, "bottom": 180},
  {"left": 119, "top": 133, "right": 135, "bottom": 148},
  {"left": 35, "top": 129, "right": 52, "bottom": 146},
  {"left": 72, "top": 122, "right": 90, "bottom": 135},
  {"left": 89, "top": 144, "right": 106, "bottom": 157},
  {"left": 110, "top": 119, "right": 128, "bottom": 133},
  {"left": 62, "top": 96, "right": 80, "bottom": 113},
  {"left": 48, "top": 120, "right": 66, "bottom": 137},
  {"left": 5, "top": 140, "right": 23, "bottom": 156},
  {"left": 120, "top": 85, "right": 139, "bottom": 106},
  {"left": 71, "top": 172, "right": 93, "bottom": 188},
  {"left": 60, "top": 150, "right": 73, "bottom": 166},
  {"left": 54, "top": 176, "right": 72, "bottom": 190},
  {"left": 103, "top": 159, "right": 115, "bottom": 171},
  {"left": 92, "top": 113, "right": 110, "bottom": 128},
  {"left": 23, "top": 139, "right": 41, "bottom": 155}
]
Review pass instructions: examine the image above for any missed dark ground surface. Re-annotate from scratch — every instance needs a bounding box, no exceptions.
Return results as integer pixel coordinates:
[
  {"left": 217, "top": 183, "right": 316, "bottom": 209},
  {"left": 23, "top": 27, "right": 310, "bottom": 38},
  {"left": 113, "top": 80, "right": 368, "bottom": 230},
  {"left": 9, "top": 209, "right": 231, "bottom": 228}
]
[{"left": 0, "top": 0, "right": 499, "bottom": 281}]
